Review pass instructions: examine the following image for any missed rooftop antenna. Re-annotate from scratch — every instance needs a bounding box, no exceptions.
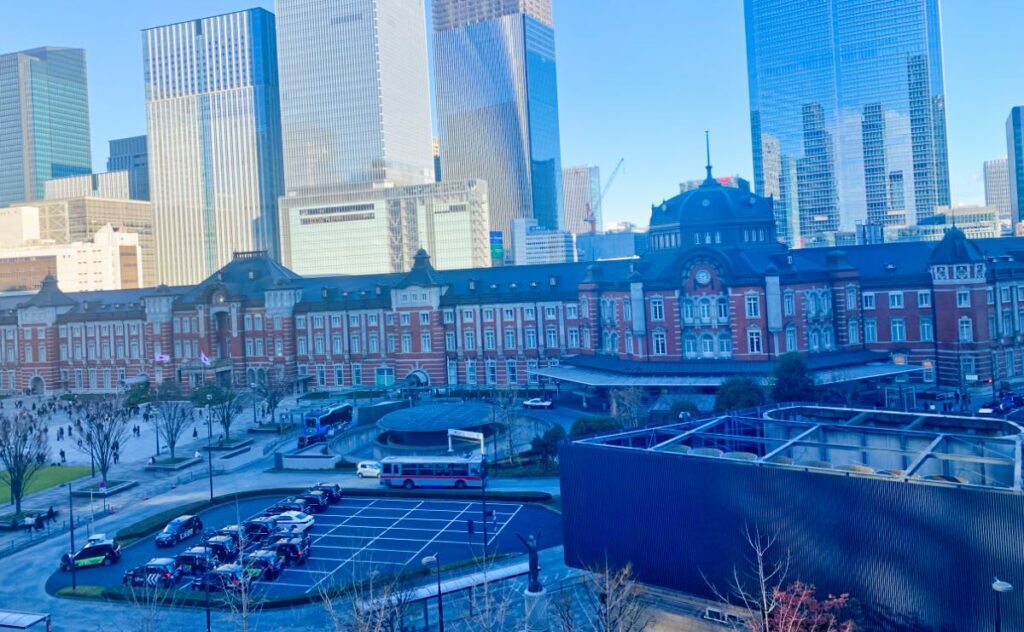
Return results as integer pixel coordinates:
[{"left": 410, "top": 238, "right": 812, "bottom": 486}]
[{"left": 705, "top": 130, "right": 713, "bottom": 181}]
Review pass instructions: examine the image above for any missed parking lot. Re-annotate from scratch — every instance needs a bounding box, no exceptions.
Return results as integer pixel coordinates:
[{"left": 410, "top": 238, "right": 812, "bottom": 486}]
[{"left": 46, "top": 493, "right": 562, "bottom": 601}]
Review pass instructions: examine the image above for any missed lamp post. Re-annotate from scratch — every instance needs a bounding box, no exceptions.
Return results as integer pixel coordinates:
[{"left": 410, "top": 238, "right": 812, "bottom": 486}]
[
  {"left": 422, "top": 554, "right": 444, "bottom": 632},
  {"left": 206, "top": 393, "right": 214, "bottom": 501},
  {"left": 250, "top": 383, "right": 258, "bottom": 424},
  {"left": 993, "top": 577, "right": 1013, "bottom": 632},
  {"left": 66, "top": 483, "right": 76, "bottom": 590}
]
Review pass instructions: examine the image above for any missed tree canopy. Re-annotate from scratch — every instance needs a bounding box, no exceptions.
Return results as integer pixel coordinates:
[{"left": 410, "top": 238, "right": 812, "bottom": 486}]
[
  {"left": 714, "top": 377, "right": 766, "bottom": 412},
  {"left": 771, "top": 353, "right": 817, "bottom": 403}
]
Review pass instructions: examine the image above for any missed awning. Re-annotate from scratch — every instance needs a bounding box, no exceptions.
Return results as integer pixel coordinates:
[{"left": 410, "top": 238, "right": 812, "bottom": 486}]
[
  {"left": 530, "top": 362, "right": 922, "bottom": 388},
  {"left": 0, "top": 610, "right": 49, "bottom": 629}
]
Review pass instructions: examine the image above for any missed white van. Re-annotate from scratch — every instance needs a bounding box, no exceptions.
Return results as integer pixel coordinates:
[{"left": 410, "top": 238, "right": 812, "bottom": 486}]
[{"left": 356, "top": 461, "right": 382, "bottom": 478}]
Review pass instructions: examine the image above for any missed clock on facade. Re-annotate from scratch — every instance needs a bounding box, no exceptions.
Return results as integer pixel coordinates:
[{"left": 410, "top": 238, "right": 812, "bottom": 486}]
[{"left": 695, "top": 270, "right": 711, "bottom": 285}]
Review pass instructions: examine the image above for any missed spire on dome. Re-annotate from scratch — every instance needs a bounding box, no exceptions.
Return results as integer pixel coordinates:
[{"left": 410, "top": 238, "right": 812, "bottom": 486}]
[{"left": 704, "top": 130, "right": 713, "bottom": 181}]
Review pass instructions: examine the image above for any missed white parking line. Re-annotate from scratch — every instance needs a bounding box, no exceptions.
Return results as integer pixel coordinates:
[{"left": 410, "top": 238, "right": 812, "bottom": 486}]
[
  {"left": 307, "top": 501, "right": 425, "bottom": 594},
  {"left": 403, "top": 502, "right": 474, "bottom": 566},
  {"left": 312, "top": 500, "right": 380, "bottom": 545},
  {"left": 487, "top": 504, "right": 522, "bottom": 548}
]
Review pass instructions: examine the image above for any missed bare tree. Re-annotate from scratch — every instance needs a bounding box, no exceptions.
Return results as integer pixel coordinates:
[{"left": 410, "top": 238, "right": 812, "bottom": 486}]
[
  {"left": 609, "top": 388, "right": 648, "bottom": 429},
  {"left": 320, "top": 571, "right": 416, "bottom": 632},
  {"left": 117, "top": 579, "right": 179, "bottom": 632},
  {"left": 255, "top": 377, "right": 287, "bottom": 427},
  {"left": 77, "top": 401, "right": 132, "bottom": 486},
  {"left": 0, "top": 412, "right": 48, "bottom": 514},
  {"left": 192, "top": 384, "right": 245, "bottom": 443},
  {"left": 456, "top": 565, "right": 518, "bottom": 632},
  {"left": 554, "top": 562, "right": 652, "bottom": 632},
  {"left": 222, "top": 502, "right": 264, "bottom": 631},
  {"left": 149, "top": 381, "right": 193, "bottom": 460}
]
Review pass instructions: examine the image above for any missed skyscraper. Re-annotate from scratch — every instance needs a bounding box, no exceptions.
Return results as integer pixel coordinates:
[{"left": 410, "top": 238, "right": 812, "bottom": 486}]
[
  {"left": 562, "top": 165, "right": 601, "bottom": 235},
  {"left": 984, "top": 158, "right": 1011, "bottom": 228},
  {"left": 143, "top": 9, "right": 284, "bottom": 286},
  {"left": 433, "top": 0, "right": 564, "bottom": 248},
  {"left": 0, "top": 47, "right": 91, "bottom": 207},
  {"left": 107, "top": 135, "right": 149, "bottom": 201},
  {"left": 745, "top": 0, "right": 950, "bottom": 245},
  {"left": 1009, "top": 107, "right": 1024, "bottom": 228}
]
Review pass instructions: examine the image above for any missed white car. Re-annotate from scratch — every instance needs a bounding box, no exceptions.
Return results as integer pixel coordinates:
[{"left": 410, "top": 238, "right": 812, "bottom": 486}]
[
  {"left": 356, "top": 461, "right": 381, "bottom": 478},
  {"left": 272, "top": 511, "right": 314, "bottom": 531},
  {"left": 523, "top": 398, "right": 554, "bottom": 410}
]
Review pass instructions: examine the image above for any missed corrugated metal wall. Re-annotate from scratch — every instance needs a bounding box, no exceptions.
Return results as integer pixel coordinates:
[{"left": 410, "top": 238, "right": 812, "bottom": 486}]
[{"left": 560, "top": 443, "right": 1024, "bottom": 632}]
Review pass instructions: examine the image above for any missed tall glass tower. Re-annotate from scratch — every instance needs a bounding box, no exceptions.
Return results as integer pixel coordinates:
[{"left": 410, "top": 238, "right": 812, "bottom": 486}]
[
  {"left": 433, "top": 0, "right": 564, "bottom": 248},
  {"left": 745, "top": 0, "right": 950, "bottom": 245},
  {"left": 106, "top": 135, "right": 149, "bottom": 201},
  {"left": 143, "top": 9, "right": 284, "bottom": 285},
  {"left": 1008, "top": 107, "right": 1024, "bottom": 228},
  {"left": 0, "top": 47, "right": 91, "bottom": 207}
]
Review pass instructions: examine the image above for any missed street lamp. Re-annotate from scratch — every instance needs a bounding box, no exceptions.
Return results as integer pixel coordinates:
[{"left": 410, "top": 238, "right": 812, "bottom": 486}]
[
  {"left": 250, "top": 383, "right": 258, "bottom": 424},
  {"left": 66, "top": 483, "right": 76, "bottom": 591},
  {"left": 206, "top": 393, "right": 214, "bottom": 501},
  {"left": 422, "top": 554, "right": 444, "bottom": 632},
  {"left": 993, "top": 577, "right": 1013, "bottom": 632}
]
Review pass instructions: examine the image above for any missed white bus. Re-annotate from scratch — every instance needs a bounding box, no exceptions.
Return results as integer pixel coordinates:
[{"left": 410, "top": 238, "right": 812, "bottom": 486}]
[{"left": 379, "top": 456, "right": 484, "bottom": 490}]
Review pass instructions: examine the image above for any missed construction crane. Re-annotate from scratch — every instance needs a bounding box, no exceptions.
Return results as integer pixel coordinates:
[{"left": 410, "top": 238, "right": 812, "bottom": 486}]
[{"left": 584, "top": 158, "right": 624, "bottom": 234}]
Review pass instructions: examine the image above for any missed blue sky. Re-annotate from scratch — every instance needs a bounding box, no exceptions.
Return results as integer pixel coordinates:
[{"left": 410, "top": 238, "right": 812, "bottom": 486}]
[{"left": 1, "top": 0, "right": 1020, "bottom": 228}]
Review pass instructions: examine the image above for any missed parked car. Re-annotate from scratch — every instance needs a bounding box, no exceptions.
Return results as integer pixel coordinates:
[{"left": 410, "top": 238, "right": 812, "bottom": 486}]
[
  {"left": 203, "top": 535, "right": 240, "bottom": 564},
  {"left": 296, "top": 490, "right": 330, "bottom": 513},
  {"left": 155, "top": 515, "right": 203, "bottom": 547},
  {"left": 60, "top": 534, "right": 121, "bottom": 571},
  {"left": 175, "top": 546, "right": 217, "bottom": 577},
  {"left": 523, "top": 398, "right": 554, "bottom": 410},
  {"left": 356, "top": 462, "right": 381, "bottom": 478},
  {"left": 242, "top": 517, "right": 279, "bottom": 546},
  {"left": 263, "top": 498, "right": 310, "bottom": 516},
  {"left": 272, "top": 536, "right": 311, "bottom": 566},
  {"left": 271, "top": 511, "right": 314, "bottom": 532},
  {"left": 214, "top": 524, "right": 246, "bottom": 548},
  {"left": 310, "top": 482, "right": 343, "bottom": 503},
  {"left": 190, "top": 563, "right": 251, "bottom": 592},
  {"left": 243, "top": 549, "right": 285, "bottom": 581},
  {"left": 123, "top": 558, "right": 181, "bottom": 589}
]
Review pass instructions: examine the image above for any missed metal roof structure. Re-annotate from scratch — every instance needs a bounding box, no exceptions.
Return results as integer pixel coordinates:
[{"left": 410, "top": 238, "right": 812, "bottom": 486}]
[
  {"left": 579, "top": 405, "right": 1024, "bottom": 492},
  {"left": 0, "top": 610, "right": 50, "bottom": 629},
  {"left": 376, "top": 402, "right": 492, "bottom": 433}
]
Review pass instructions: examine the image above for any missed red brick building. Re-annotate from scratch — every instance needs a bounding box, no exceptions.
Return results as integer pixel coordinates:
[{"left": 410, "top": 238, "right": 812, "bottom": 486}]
[{"left": 0, "top": 175, "right": 1019, "bottom": 398}]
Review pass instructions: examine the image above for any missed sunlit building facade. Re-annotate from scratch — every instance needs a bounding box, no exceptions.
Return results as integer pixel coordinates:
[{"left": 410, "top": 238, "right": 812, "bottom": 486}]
[
  {"left": 0, "top": 47, "right": 91, "bottom": 207},
  {"left": 745, "top": 0, "right": 950, "bottom": 245},
  {"left": 143, "top": 9, "right": 284, "bottom": 285},
  {"left": 433, "top": 0, "right": 564, "bottom": 247},
  {"left": 1009, "top": 107, "right": 1024, "bottom": 228},
  {"left": 562, "top": 166, "right": 601, "bottom": 235},
  {"left": 106, "top": 135, "right": 149, "bottom": 201}
]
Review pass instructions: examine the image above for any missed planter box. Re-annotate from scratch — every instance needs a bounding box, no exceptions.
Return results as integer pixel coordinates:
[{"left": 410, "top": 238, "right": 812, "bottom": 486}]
[
  {"left": 144, "top": 457, "right": 201, "bottom": 472},
  {"left": 71, "top": 480, "right": 138, "bottom": 498},
  {"left": 201, "top": 438, "right": 254, "bottom": 452},
  {"left": 280, "top": 444, "right": 341, "bottom": 470}
]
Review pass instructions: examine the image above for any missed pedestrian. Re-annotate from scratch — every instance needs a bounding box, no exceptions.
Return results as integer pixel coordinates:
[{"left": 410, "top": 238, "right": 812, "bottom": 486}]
[
  {"left": 193, "top": 427, "right": 198, "bottom": 439},
  {"left": 194, "top": 450, "right": 201, "bottom": 459},
  {"left": 59, "top": 449, "right": 65, "bottom": 463}
]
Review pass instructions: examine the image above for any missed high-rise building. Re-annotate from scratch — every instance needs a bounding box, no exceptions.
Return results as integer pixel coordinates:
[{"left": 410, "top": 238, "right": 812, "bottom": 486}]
[
  {"left": 276, "top": 0, "right": 435, "bottom": 271},
  {"left": 107, "top": 135, "right": 149, "bottom": 201},
  {"left": 0, "top": 47, "right": 91, "bottom": 207},
  {"left": 433, "top": 0, "right": 564, "bottom": 247},
  {"left": 143, "top": 9, "right": 284, "bottom": 286},
  {"left": 984, "top": 158, "right": 1011, "bottom": 229},
  {"left": 7, "top": 196, "right": 156, "bottom": 286},
  {"left": 511, "top": 218, "right": 575, "bottom": 265},
  {"left": 285, "top": 180, "right": 491, "bottom": 276},
  {"left": 563, "top": 166, "right": 601, "bottom": 235},
  {"left": 884, "top": 205, "right": 1001, "bottom": 243},
  {"left": 679, "top": 175, "right": 745, "bottom": 194},
  {"left": 1008, "top": 107, "right": 1024, "bottom": 228},
  {"left": 745, "top": 0, "right": 950, "bottom": 245},
  {"left": 44, "top": 171, "right": 130, "bottom": 201}
]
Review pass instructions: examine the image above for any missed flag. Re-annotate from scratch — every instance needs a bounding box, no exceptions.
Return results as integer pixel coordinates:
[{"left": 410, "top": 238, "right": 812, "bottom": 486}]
[
  {"left": 200, "top": 352, "right": 211, "bottom": 367},
  {"left": 154, "top": 352, "right": 171, "bottom": 363}
]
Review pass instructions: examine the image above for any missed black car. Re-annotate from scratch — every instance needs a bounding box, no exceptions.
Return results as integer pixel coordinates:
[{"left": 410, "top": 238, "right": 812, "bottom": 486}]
[
  {"left": 214, "top": 524, "right": 246, "bottom": 548},
  {"left": 263, "top": 497, "right": 310, "bottom": 516},
  {"left": 190, "top": 563, "right": 250, "bottom": 592},
  {"left": 272, "top": 536, "right": 310, "bottom": 566},
  {"left": 123, "top": 557, "right": 181, "bottom": 588},
  {"left": 203, "top": 535, "right": 240, "bottom": 564},
  {"left": 243, "top": 550, "right": 285, "bottom": 581},
  {"left": 155, "top": 515, "right": 203, "bottom": 547},
  {"left": 310, "top": 482, "right": 342, "bottom": 503},
  {"left": 175, "top": 546, "right": 217, "bottom": 577},
  {"left": 242, "top": 517, "right": 278, "bottom": 546},
  {"left": 296, "top": 490, "right": 329, "bottom": 513},
  {"left": 60, "top": 535, "right": 121, "bottom": 571}
]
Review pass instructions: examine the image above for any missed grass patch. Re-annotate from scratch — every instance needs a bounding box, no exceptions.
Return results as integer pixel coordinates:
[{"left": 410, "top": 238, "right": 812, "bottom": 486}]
[
  {"left": 0, "top": 465, "right": 89, "bottom": 504},
  {"left": 57, "top": 585, "right": 106, "bottom": 599}
]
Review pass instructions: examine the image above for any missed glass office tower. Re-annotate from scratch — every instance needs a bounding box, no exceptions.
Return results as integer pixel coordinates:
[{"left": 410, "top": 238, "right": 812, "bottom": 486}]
[
  {"left": 143, "top": 9, "right": 284, "bottom": 285},
  {"left": 106, "top": 135, "right": 149, "bottom": 201},
  {"left": 433, "top": 0, "right": 564, "bottom": 248},
  {"left": 745, "top": 0, "right": 950, "bottom": 245},
  {"left": 0, "top": 47, "right": 91, "bottom": 207},
  {"left": 1008, "top": 107, "right": 1024, "bottom": 228}
]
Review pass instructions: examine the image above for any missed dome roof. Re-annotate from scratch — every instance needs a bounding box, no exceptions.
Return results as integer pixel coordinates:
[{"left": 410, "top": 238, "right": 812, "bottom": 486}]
[
  {"left": 649, "top": 176, "right": 774, "bottom": 229},
  {"left": 930, "top": 226, "right": 985, "bottom": 264}
]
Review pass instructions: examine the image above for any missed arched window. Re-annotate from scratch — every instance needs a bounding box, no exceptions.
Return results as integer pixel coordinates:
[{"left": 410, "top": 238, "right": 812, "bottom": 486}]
[
  {"left": 959, "top": 317, "right": 973, "bottom": 342},
  {"left": 785, "top": 326, "right": 797, "bottom": 352},
  {"left": 807, "top": 293, "right": 818, "bottom": 317},
  {"left": 699, "top": 298, "right": 712, "bottom": 322},
  {"left": 747, "top": 328, "right": 763, "bottom": 354},
  {"left": 823, "top": 325, "right": 834, "bottom": 350},
  {"left": 652, "top": 330, "right": 667, "bottom": 355},
  {"left": 700, "top": 334, "right": 715, "bottom": 357},
  {"left": 809, "top": 328, "right": 820, "bottom": 352},
  {"left": 609, "top": 333, "right": 619, "bottom": 353},
  {"left": 718, "top": 334, "right": 732, "bottom": 355},
  {"left": 683, "top": 300, "right": 694, "bottom": 322},
  {"left": 684, "top": 335, "right": 698, "bottom": 357}
]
